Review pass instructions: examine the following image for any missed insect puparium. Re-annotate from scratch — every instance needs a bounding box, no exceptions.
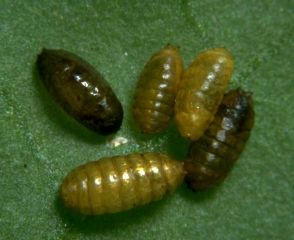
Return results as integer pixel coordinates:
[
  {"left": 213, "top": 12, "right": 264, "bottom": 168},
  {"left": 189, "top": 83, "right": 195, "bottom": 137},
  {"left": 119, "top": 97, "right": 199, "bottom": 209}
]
[
  {"left": 175, "top": 47, "right": 234, "bottom": 141},
  {"left": 37, "top": 49, "right": 123, "bottom": 135},
  {"left": 61, "top": 153, "right": 185, "bottom": 215},
  {"left": 184, "top": 88, "right": 255, "bottom": 191},
  {"left": 133, "top": 44, "right": 183, "bottom": 134}
]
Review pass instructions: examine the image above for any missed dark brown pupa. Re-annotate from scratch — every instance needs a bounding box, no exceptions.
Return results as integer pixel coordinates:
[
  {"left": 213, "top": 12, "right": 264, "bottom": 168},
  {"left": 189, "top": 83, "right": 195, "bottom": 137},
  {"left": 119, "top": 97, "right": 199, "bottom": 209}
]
[
  {"left": 61, "top": 152, "right": 185, "bottom": 215},
  {"left": 175, "top": 47, "right": 234, "bottom": 141},
  {"left": 133, "top": 45, "right": 183, "bottom": 134},
  {"left": 37, "top": 49, "right": 123, "bottom": 135},
  {"left": 184, "top": 88, "right": 255, "bottom": 191}
]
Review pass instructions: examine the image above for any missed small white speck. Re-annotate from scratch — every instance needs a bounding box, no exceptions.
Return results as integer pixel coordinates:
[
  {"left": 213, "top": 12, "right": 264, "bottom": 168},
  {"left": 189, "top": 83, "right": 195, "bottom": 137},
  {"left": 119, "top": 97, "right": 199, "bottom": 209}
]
[
  {"left": 213, "top": 63, "right": 221, "bottom": 72},
  {"left": 138, "top": 169, "right": 146, "bottom": 176},
  {"left": 81, "top": 81, "right": 89, "bottom": 87},
  {"left": 109, "top": 175, "right": 117, "bottom": 183},
  {"left": 95, "top": 178, "right": 101, "bottom": 185},
  {"left": 122, "top": 173, "right": 130, "bottom": 180},
  {"left": 106, "top": 136, "right": 128, "bottom": 148},
  {"left": 151, "top": 167, "right": 159, "bottom": 174},
  {"left": 82, "top": 180, "right": 87, "bottom": 189},
  {"left": 162, "top": 73, "right": 170, "bottom": 79},
  {"left": 207, "top": 72, "right": 215, "bottom": 81},
  {"left": 163, "top": 63, "right": 170, "bottom": 70}
]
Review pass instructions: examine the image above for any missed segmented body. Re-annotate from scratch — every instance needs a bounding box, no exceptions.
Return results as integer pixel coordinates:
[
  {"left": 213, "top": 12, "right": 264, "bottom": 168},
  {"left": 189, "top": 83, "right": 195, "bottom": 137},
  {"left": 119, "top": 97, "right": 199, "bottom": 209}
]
[
  {"left": 184, "top": 88, "right": 255, "bottom": 191},
  {"left": 37, "top": 49, "right": 123, "bottom": 135},
  {"left": 133, "top": 45, "right": 183, "bottom": 134},
  {"left": 175, "top": 47, "right": 234, "bottom": 140},
  {"left": 61, "top": 153, "right": 185, "bottom": 215}
]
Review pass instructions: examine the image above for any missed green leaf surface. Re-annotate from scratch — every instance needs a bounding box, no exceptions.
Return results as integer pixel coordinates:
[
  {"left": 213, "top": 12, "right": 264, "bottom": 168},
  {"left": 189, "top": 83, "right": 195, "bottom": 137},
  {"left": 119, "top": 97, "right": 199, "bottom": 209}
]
[{"left": 1, "top": 1, "right": 293, "bottom": 239}]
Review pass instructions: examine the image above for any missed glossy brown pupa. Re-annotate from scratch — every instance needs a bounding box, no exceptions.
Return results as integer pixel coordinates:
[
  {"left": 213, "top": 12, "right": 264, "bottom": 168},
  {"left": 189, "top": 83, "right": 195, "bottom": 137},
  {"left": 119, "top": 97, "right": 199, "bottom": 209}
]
[
  {"left": 184, "top": 88, "right": 255, "bottom": 191},
  {"left": 37, "top": 49, "right": 124, "bottom": 135}
]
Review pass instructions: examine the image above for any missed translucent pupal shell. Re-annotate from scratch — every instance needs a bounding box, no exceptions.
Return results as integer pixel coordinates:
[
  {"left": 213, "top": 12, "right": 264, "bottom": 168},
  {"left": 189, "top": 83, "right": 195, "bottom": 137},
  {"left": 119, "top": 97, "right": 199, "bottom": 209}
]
[
  {"left": 61, "top": 153, "right": 185, "bottom": 215},
  {"left": 133, "top": 45, "right": 183, "bottom": 134},
  {"left": 175, "top": 47, "right": 234, "bottom": 141},
  {"left": 184, "top": 88, "right": 255, "bottom": 191}
]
